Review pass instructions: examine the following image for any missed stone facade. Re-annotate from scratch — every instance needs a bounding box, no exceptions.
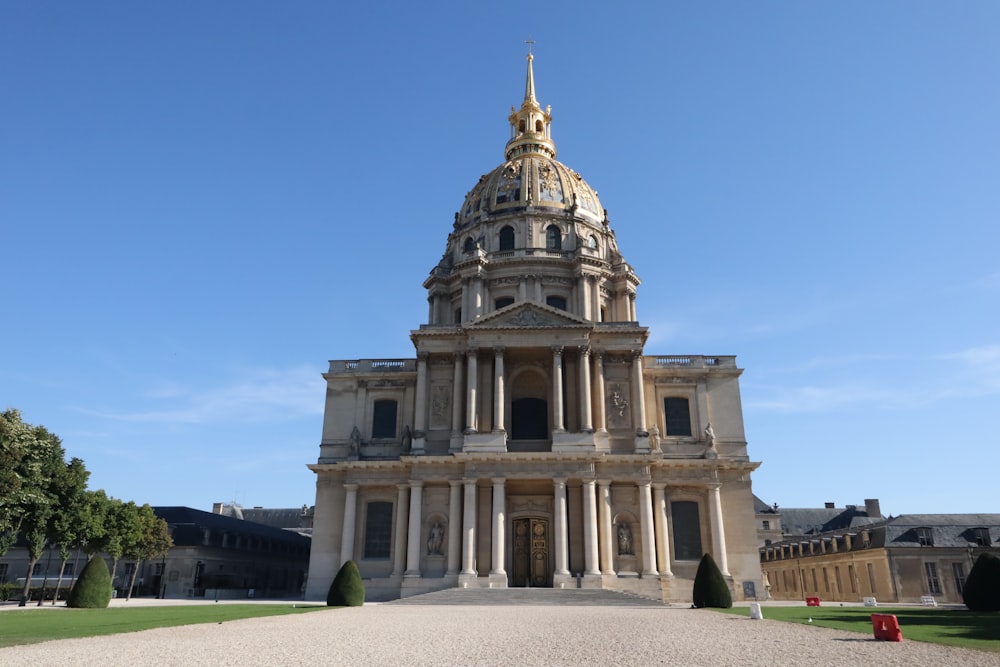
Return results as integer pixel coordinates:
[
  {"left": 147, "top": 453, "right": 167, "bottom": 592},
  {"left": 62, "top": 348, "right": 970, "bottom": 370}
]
[{"left": 305, "top": 55, "right": 762, "bottom": 603}]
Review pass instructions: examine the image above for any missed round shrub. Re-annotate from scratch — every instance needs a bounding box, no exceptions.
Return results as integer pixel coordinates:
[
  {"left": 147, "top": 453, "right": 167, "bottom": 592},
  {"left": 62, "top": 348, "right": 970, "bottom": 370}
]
[
  {"left": 692, "top": 553, "right": 732, "bottom": 608},
  {"left": 67, "top": 557, "right": 113, "bottom": 608},
  {"left": 327, "top": 559, "right": 365, "bottom": 607},
  {"left": 963, "top": 552, "right": 1000, "bottom": 612}
]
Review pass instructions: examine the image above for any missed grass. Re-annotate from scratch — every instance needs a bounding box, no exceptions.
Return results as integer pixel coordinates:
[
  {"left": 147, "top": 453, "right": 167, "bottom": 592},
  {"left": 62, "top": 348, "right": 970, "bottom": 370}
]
[
  {"left": 716, "top": 605, "right": 1000, "bottom": 653},
  {"left": 0, "top": 604, "right": 330, "bottom": 648}
]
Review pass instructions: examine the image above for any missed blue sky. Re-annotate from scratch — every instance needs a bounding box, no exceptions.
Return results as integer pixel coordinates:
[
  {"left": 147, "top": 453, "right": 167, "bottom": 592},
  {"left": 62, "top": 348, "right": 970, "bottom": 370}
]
[{"left": 2, "top": 2, "right": 997, "bottom": 516}]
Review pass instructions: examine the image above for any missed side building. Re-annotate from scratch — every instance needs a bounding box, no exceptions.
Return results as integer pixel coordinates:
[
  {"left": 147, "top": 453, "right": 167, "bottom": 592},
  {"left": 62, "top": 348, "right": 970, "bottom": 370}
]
[
  {"left": 305, "top": 54, "right": 762, "bottom": 604},
  {"left": 760, "top": 514, "right": 1000, "bottom": 604}
]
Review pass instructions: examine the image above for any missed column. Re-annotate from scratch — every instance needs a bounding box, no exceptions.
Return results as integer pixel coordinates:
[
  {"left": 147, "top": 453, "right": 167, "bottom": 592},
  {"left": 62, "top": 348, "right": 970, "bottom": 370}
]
[
  {"left": 493, "top": 347, "right": 505, "bottom": 432},
  {"left": 461, "top": 278, "right": 469, "bottom": 323},
  {"left": 652, "top": 484, "right": 672, "bottom": 576},
  {"left": 534, "top": 276, "right": 543, "bottom": 303},
  {"left": 404, "top": 481, "right": 423, "bottom": 577},
  {"left": 552, "top": 346, "right": 565, "bottom": 432},
  {"left": 413, "top": 353, "right": 428, "bottom": 450},
  {"left": 628, "top": 292, "right": 636, "bottom": 321},
  {"left": 594, "top": 353, "right": 607, "bottom": 432},
  {"left": 391, "top": 484, "right": 409, "bottom": 576},
  {"left": 597, "top": 480, "right": 613, "bottom": 574},
  {"left": 707, "top": 483, "right": 731, "bottom": 576},
  {"left": 553, "top": 479, "right": 569, "bottom": 576},
  {"left": 340, "top": 483, "right": 358, "bottom": 568},
  {"left": 451, "top": 355, "right": 463, "bottom": 439},
  {"left": 578, "top": 274, "right": 589, "bottom": 319},
  {"left": 579, "top": 346, "right": 593, "bottom": 432},
  {"left": 590, "top": 276, "right": 600, "bottom": 322},
  {"left": 465, "top": 349, "right": 478, "bottom": 433},
  {"left": 519, "top": 276, "right": 527, "bottom": 301},
  {"left": 490, "top": 478, "right": 506, "bottom": 577},
  {"left": 582, "top": 480, "right": 600, "bottom": 576},
  {"left": 631, "top": 351, "right": 647, "bottom": 435},
  {"left": 461, "top": 480, "right": 477, "bottom": 575},
  {"left": 353, "top": 382, "right": 368, "bottom": 439},
  {"left": 473, "top": 276, "right": 484, "bottom": 319},
  {"left": 447, "top": 481, "right": 462, "bottom": 575},
  {"left": 638, "top": 482, "right": 658, "bottom": 576}
]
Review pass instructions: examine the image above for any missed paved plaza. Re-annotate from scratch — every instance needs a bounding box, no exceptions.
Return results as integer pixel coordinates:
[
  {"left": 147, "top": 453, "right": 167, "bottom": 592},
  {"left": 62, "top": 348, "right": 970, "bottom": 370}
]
[{"left": 0, "top": 596, "right": 996, "bottom": 666}]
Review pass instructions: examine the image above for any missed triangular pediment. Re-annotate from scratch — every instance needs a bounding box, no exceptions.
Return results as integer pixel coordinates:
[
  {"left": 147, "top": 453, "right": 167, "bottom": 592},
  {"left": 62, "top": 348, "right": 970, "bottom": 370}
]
[{"left": 469, "top": 302, "right": 590, "bottom": 329}]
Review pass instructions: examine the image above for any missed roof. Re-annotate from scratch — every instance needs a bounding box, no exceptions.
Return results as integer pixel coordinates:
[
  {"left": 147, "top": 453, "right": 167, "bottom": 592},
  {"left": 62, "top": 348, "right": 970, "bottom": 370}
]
[
  {"left": 153, "top": 506, "right": 311, "bottom": 547},
  {"left": 778, "top": 506, "right": 882, "bottom": 536}
]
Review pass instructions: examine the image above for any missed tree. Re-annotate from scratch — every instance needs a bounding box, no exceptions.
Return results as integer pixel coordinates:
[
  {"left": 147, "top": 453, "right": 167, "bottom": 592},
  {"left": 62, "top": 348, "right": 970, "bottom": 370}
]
[
  {"left": 327, "top": 560, "right": 365, "bottom": 607},
  {"left": 49, "top": 458, "right": 91, "bottom": 603},
  {"left": 66, "top": 555, "right": 112, "bottom": 608},
  {"left": 99, "top": 499, "right": 143, "bottom": 590},
  {"left": 692, "top": 553, "right": 733, "bottom": 609},
  {"left": 0, "top": 409, "right": 58, "bottom": 557},
  {"left": 963, "top": 552, "right": 1000, "bottom": 612},
  {"left": 124, "top": 505, "right": 173, "bottom": 600}
]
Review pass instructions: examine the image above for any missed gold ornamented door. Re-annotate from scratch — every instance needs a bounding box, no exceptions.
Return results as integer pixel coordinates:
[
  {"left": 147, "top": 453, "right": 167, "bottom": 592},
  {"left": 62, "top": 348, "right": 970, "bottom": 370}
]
[{"left": 512, "top": 517, "right": 551, "bottom": 587}]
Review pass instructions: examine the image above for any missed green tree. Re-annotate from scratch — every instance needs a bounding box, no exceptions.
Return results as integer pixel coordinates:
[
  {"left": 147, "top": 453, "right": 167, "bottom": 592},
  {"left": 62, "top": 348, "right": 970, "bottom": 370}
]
[
  {"left": 692, "top": 553, "right": 733, "bottom": 609},
  {"left": 0, "top": 409, "right": 56, "bottom": 556},
  {"left": 99, "top": 499, "right": 143, "bottom": 590},
  {"left": 49, "top": 457, "right": 91, "bottom": 603},
  {"left": 963, "top": 552, "right": 1000, "bottom": 612},
  {"left": 124, "top": 505, "right": 174, "bottom": 600},
  {"left": 327, "top": 560, "right": 365, "bottom": 607},
  {"left": 66, "top": 555, "right": 112, "bottom": 608}
]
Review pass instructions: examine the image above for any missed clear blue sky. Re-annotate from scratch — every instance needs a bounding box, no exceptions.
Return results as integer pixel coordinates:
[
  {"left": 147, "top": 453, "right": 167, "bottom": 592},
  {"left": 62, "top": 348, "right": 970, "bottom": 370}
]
[{"left": 2, "top": 2, "right": 997, "bottom": 516}]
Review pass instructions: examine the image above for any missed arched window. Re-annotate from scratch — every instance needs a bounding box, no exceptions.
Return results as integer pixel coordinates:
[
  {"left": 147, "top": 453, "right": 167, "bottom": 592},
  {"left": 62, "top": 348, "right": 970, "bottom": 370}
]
[
  {"left": 371, "top": 399, "right": 398, "bottom": 439},
  {"left": 495, "top": 297, "right": 515, "bottom": 310},
  {"left": 463, "top": 237, "right": 474, "bottom": 253},
  {"left": 546, "top": 225, "right": 561, "bottom": 251},
  {"left": 546, "top": 296, "right": 567, "bottom": 311},
  {"left": 498, "top": 225, "right": 515, "bottom": 251},
  {"left": 535, "top": 119, "right": 543, "bottom": 132},
  {"left": 587, "top": 235, "right": 598, "bottom": 249}
]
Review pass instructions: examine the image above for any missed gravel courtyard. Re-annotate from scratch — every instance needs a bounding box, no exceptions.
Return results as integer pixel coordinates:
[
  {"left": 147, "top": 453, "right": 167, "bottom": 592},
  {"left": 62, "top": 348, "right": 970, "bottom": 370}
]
[{"left": 1, "top": 601, "right": 996, "bottom": 666}]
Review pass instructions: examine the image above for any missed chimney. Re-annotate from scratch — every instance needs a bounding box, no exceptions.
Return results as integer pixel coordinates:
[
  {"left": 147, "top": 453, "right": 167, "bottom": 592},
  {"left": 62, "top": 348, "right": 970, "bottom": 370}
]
[
  {"left": 824, "top": 502, "right": 835, "bottom": 509},
  {"left": 212, "top": 503, "right": 223, "bottom": 514},
  {"left": 864, "top": 498, "right": 881, "bottom": 518}
]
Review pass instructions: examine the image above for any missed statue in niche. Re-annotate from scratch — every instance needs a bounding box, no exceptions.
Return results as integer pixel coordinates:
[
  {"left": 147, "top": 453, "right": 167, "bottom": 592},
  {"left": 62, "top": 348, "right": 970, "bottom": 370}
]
[
  {"left": 349, "top": 426, "right": 361, "bottom": 455},
  {"left": 611, "top": 384, "right": 629, "bottom": 418},
  {"left": 617, "top": 523, "right": 633, "bottom": 556},
  {"left": 401, "top": 425, "right": 412, "bottom": 452},
  {"left": 426, "top": 521, "right": 445, "bottom": 556}
]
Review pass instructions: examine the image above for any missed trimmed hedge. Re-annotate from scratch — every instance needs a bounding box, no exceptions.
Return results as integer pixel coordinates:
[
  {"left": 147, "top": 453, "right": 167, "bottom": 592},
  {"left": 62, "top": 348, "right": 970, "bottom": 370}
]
[
  {"left": 67, "top": 557, "right": 113, "bottom": 608},
  {"left": 327, "top": 560, "right": 365, "bottom": 607},
  {"left": 963, "top": 552, "right": 1000, "bottom": 612},
  {"left": 692, "top": 553, "right": 732, "bottom": 608}
]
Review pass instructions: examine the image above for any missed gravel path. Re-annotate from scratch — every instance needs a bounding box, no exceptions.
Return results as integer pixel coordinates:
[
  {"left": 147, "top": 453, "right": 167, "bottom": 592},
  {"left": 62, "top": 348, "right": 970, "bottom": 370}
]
[{"left": 1, "top": 603, "right": 995, "bottom": 666}]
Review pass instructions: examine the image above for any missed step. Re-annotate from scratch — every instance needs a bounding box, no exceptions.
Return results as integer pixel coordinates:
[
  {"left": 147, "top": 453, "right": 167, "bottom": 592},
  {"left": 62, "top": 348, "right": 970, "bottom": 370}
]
[{"left": 384, "top": 587, "right": 666, "bottom": 607}]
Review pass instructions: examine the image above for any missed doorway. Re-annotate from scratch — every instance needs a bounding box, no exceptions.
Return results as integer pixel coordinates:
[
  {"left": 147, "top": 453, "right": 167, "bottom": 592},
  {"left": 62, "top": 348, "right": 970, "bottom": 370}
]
[
  {"left": 511, "top": 398, "right": 547, "bottom": 440},
  {"left": 512, "top": 517, "right": 551, "bottom": 587}
]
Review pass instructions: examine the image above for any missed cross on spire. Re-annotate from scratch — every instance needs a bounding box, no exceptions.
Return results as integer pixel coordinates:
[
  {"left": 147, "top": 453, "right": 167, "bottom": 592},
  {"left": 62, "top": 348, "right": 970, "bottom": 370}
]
[{"left": 525, "top": 38, "right": 535, "bottom": 55}]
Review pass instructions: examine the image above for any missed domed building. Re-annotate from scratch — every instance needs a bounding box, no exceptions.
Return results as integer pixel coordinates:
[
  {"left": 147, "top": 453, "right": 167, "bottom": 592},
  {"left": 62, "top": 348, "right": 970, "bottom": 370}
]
[{"left": 306, "top": 54, "right": 762, "bottom": 602}]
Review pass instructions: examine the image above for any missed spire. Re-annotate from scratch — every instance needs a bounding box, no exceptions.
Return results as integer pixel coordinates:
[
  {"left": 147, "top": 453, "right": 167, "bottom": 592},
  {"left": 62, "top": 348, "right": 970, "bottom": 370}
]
[
  {"left": 506, "top": 50, "right": 556, "bottom": 160},
  {"left": 524, "top": 52, "right": 537, "bottom": 105}
]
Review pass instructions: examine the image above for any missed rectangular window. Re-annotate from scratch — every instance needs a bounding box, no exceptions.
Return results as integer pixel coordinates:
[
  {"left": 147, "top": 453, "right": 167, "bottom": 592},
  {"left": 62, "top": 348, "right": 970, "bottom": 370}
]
[
  {"left": 670, "top": 501, "right": 702, "bottom": 561},
  {"left": 848, "top": 564, "right": 857, "bottom": 593},
  {"left": 867, "top": 563, "right": 877, "bottom": 595},
  {"left": 973, "top": 528, "right": 992, "bottom": 546},
  {"left": 62, "top": 562, "right": 75, "bottom": 576},
  {"left": 363, "top": 501, "right": 394, "bottom": 559},
  {"left": 663, "top": 397, "right": 692, "bottom": 436},
  {"left": 0, "top": 563, "right": 8, "bottom": 582},
  {"left": 823, "top": 568, "right": 830, "bottom": 593},
  {"left": 32, "top": 562, "right": 43, "bottom": 576},
  {"left": 917, "top": 527, "right": 934, "bottom": 546},
  {"left": 762, "top": 520, "right": 770, "bottom": 530},
  {"left": 371, "top": 400, "right": 398, "bottom": 439},
  {"left": 834, "top": 566, "right": 842, "bottom": 594},
  {"left": 811, "top": 568, "right": 818, "bottom": 592},
  {"left": 953, "top": 562, "right": 966, "bottom": 594},
  {"left": 925, "top": 562, "right": 941, "bottom": 595}
]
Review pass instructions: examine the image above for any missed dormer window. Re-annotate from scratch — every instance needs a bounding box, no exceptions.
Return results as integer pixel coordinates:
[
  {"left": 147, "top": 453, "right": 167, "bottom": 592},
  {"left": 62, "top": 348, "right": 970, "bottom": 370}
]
[
  {"left": 973, "top": 527, "right": 992, "bottom": 546},
  {"left": 916, "top": 527, "right": 934, "bottom": 546}
]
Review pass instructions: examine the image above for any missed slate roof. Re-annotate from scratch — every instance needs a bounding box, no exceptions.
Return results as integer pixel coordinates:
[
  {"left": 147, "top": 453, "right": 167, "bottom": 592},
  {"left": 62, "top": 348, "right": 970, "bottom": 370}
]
[{"left": 153, "top": 506, "right": 311, "bottom": 547}]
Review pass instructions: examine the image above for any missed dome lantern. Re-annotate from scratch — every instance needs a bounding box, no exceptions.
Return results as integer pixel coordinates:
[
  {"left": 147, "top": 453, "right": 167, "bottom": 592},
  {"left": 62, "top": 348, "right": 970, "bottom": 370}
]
[{"left": 505, "top": 53, "right": 556, "bottom": 160}]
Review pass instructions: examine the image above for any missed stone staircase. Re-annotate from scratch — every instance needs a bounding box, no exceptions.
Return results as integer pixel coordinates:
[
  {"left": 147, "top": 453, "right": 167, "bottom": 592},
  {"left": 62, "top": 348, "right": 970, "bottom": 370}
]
[{"left": 383, "top": 587, "right": 667, "bottom": 607}]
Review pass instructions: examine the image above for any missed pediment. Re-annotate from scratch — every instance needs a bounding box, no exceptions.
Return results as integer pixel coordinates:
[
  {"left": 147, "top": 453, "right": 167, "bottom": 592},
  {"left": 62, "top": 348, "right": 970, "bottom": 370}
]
[{"left": 469, "top": 302, "right": 590, "bottom": 329}]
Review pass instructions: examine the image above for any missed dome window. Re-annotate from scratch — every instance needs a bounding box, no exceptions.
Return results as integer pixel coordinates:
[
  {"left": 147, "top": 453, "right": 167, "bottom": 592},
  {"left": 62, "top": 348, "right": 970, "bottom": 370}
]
[
  {"left": 463, "top": 237, "right": 475, "bottom": 253},
  {"left": 587, "top": 235, "right": 598, "bottom": 249},
  {"left": 518, "top": 120, "right": 526, "bottom": 133},
  {"left": 535, "top": 119, "right": 543, "bottom": 133},
  {"left": 546, "top": 296, "right": 567, "bottom": 311},
  {"left": 546, "top": 225, "right": 562, "bottom": 251},
  {"left": 498, "top": 226, "right": 515, "bottom": 251},
  {"left": 495, "top": 297, "right": 515, "bottom": 310}
]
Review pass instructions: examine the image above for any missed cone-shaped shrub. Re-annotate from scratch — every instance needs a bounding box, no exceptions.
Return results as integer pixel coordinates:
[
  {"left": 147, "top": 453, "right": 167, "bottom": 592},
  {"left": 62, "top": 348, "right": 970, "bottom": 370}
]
[
  {"left": 327, "top": 559, "right": 365, "bottom": 607},
  {"left": 963, "top": 552, "right": 1000, "bottom": 612},
  {"left": 692, "top": 553, "right": 732, "bottom": 608},
  {"left": 67, "top": 557, "right": 113, "bottom": 608}
]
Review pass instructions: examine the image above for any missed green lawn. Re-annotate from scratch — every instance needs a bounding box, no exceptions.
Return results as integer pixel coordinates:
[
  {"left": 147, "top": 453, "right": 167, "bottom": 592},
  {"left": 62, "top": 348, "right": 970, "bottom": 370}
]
[
  {"left": 0, "top": 604, "right": 330, "bottom": 648},
  {"left": 716, "top": 605, "right": 1000, "bottom": 653}
]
